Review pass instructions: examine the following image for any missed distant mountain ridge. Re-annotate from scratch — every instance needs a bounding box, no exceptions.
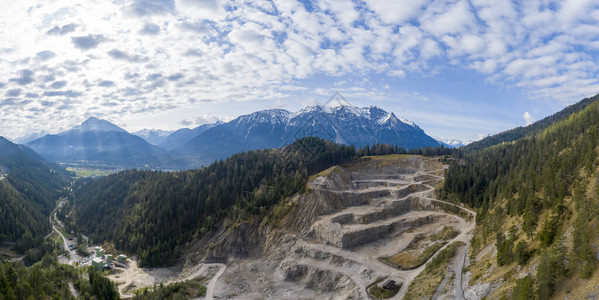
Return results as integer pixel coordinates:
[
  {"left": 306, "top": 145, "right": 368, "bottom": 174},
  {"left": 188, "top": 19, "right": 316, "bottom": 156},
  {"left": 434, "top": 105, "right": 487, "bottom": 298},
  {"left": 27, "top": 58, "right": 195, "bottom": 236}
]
[
  {"left": 436, "top": 138, "right": 471, "bottom": 148},
  {"left": 12, "top": 131, "right": 49, "bottom": 144},
  {"left": 178, "top": 105, "right": 442, "bottom": 164},
  {"left": 66, "top": 116, "right": 127, "bottom": 134},
  {"left": 23, "top": 105, "right": 441, "bottom": 169},
  {"left": 27, "top": 117, "right": 166, "bottom": 168},
  {"left": 159, "top": 121, "right": 223, "bottom": 149},
  {"left": 132, "top": 129, "right": 174, "bottom": 145}
]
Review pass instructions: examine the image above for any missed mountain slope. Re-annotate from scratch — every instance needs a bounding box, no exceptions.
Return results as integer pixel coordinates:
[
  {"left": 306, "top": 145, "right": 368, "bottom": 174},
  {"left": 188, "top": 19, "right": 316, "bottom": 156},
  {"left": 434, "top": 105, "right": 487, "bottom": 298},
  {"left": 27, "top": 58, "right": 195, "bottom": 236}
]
[
  {"left": 159, "top": 122, "right": 222, "bottom": 150},
  {"left": 72, "top": 137, "right": 356, "bottom": 266},
  {"left": 461, "top": 94, "right": 599, "bottom": 153},
  {"left": 12, "top": 131, "right": 49, "bottom": 144},
  {"left": 442, "top": 94, "right": 599, "bottom": 298},
  {"left": 27, "top": 117, "right": 166, "bottom": 168},
  {"left": 132, "top": 129, "right": 174, "bottom": 145},
  {"left": 0, "top": 137, "right": 70, "bottom": 244},
  {"left": 179, "top": 105, "right": 441, "bottom": 163}
]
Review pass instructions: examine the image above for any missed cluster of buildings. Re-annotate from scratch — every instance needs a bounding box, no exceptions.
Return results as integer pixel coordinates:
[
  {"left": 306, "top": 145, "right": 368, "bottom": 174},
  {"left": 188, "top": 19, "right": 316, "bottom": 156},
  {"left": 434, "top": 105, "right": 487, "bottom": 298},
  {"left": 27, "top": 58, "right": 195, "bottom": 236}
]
[{"left": 91, "top": 246, "right": 127, "bottom": 271}]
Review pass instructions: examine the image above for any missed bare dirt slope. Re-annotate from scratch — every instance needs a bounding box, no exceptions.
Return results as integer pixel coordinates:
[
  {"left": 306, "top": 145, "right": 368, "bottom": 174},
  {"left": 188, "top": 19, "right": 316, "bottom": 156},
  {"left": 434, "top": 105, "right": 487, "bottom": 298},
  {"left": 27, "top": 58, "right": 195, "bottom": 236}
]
[
  {"left": 103, "top": 155, "right": 475, "bottom": 299},
  {"left": 200, "top": 155, "right": 476, "bottom": 299}
]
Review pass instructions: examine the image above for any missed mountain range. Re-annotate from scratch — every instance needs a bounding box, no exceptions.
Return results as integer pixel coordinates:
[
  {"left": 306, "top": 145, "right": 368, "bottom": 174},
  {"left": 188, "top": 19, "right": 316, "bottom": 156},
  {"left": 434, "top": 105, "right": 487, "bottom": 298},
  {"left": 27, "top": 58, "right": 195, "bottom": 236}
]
[
  {"left": 178, "top": 105, "right": 442, "bottom": 162},
  {"left": 159, "top": 121, "right": 223, "bottom": 149},
  {"left": 131, "top": 129, "right": 174, "bottom": 145},
  {"left": 436, "top": 138, "right": 471, "bottom": 148},
  {"left": 27, "top": 117, "right": 166, "bottom": 168},
  {"left": 25, "top": 105, "right": 443, "bottom": 169}
]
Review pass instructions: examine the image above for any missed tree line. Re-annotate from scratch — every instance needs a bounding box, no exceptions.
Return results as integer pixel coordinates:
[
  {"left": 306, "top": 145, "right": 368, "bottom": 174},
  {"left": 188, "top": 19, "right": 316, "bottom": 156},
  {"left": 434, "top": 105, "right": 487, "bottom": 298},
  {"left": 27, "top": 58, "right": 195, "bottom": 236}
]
[
  {"left": 0, "top": 137, "right": 71, "bottom": 252},
  {"left": 72, "top": 137, "right": 356, "bottom": 266},
  {"left": 442, "top": 96, "right": 599, "bottom": 298},
  {"left": 72, "top": 137, "right": 454, "bottom": 267},
  {"left": 0, "top": 251, "right": 118, "bottom": 299}
]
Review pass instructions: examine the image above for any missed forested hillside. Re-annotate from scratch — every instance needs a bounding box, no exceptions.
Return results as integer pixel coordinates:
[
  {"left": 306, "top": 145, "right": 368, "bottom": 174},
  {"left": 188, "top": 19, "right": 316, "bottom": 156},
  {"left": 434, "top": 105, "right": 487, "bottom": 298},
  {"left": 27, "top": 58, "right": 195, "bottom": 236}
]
[
  {"left": 461, "top": 94, "right": 599, "bottom": 153},
  {"left": 72, "top": 137, "right": 357, "bottom": 266},
  {"left": 442, "top": 95, "right": 599, "bottom": 298},
  {"left": 0, "top": 137, "right": 71, "bottom": 248},
  {"left": 0, "top": 257, "right": 119, "bottom": 299}
]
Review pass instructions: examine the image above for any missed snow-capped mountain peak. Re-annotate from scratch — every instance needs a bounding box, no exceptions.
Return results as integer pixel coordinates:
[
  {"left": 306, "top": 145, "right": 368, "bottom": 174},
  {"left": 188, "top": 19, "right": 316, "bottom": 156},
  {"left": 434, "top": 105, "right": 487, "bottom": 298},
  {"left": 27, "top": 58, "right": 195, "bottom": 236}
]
[
  {"left": 323, "top": 91, "right": 353, "bottom": 109},
  {"left": 132, "top": 129, "right": 175, "bottom": 145},
  {"left": 178, "top": 103, "right": 443, "bottom": 163},
  {"left": 435, "top": 137, "right": 472, "bottom": 148},
  {"left": 398, "top": 117, "right": 415, "bottom": 127},
  {"left": 236, "top": 109, "right": 291, "bottom": 125}
]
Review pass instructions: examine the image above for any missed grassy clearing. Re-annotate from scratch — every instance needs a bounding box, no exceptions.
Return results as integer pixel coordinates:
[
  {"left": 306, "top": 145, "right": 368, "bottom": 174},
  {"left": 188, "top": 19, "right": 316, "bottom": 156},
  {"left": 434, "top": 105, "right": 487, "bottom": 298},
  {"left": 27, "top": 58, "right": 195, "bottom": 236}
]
[
  {"left": 381, "top": 226, "right": 459, "bottom": 270},
  {"left": 66, "top": 168, "right": 116, "bottom": 178},
  {"left": 382, "top": 241, "right": 446, "bottom": 270},
  {"left": 367, "top": 154, "right": 422, "bottom": 168},
  {"left": 51, "top": 231, "right": 64, "bottom": 245},
  {"left": 308, "top": 165, "right": 342, "bottom": 181},
  {"left": 404, "top": 242, "right": 462, "bottom": 300},
  {"left": 431, "top": 226, "right": 460, "bottom": 241},
  {"left": 366, "top": 154, "right": 415, "bottom": 161}
]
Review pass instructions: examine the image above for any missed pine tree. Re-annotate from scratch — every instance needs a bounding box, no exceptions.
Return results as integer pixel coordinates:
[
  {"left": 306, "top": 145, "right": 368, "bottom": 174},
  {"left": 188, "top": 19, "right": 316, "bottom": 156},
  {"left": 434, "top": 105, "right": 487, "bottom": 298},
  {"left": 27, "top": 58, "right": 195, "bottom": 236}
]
[
  {"left": 514, "top": 240, "right": 529, "bottom": 265},
  {"left": 512, "top": 275, "right": 535, "bottom": 300},
  {"left": 536, "top": 249, "right": 554, "bottom": 299}
]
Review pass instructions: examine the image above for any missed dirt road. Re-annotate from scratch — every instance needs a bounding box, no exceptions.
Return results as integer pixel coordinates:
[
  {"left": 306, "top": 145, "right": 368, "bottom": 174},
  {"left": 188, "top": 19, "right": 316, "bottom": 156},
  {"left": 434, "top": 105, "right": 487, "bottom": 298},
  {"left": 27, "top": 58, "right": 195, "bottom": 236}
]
[
  {"left": 109, "top": 156, "right": 474, "bottom": 299},
  {"left": 205, "top": 264, "right": 226, "bottom": 300},
  {"left": 453, "top": 245, "right": 468, "bottom": 300},
  {"left": 309, "top": 160, "right": 475, "bottom": 299},
  {"left": 209, "top": 157, "right": 477, "bottom": 300}
]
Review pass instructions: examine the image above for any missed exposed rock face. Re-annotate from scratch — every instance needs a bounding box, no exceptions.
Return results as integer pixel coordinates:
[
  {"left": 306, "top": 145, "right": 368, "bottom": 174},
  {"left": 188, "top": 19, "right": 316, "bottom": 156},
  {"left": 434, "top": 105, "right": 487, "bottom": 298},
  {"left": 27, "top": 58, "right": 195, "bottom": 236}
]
[
  {"left": 314, "top": 211, "right": 456, "bottom": 248},
  {"left": 282, "top": 262, "right": 356, "bottom": 293},
  {"left": 187, "top": 156, "right": 474, "bottom": 299}
]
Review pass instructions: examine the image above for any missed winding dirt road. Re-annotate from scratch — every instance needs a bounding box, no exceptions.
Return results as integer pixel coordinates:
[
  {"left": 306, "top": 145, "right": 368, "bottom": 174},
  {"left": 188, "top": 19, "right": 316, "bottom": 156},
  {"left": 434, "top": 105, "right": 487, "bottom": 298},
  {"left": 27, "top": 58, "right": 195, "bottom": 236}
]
[
  {"left": 300, "top": 157, "right": 476, "bottom": 299},
  {"left": 205, "top": 264, "right": 226, "bottom": 300},
  {"left": 113, "top": 156, "right": 473, "bottom": 299},
  {"left": 47, "top": 206, "right": 81, "bottom": 264}
]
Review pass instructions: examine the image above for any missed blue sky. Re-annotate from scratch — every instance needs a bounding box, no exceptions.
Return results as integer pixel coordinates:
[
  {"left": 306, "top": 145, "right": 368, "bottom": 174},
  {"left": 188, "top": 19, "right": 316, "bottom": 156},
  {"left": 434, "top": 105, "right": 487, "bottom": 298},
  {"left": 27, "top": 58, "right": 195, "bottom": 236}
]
[{"left": 0, "top": 0, "right": 598, "bottom": 142}]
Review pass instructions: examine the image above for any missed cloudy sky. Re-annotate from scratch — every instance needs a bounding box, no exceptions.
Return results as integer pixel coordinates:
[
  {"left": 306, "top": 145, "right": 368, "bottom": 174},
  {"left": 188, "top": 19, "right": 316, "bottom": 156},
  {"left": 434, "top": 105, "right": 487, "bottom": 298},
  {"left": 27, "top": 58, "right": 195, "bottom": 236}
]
[{"left": 1, "top": 0, "right": 598, "bottom": 142}]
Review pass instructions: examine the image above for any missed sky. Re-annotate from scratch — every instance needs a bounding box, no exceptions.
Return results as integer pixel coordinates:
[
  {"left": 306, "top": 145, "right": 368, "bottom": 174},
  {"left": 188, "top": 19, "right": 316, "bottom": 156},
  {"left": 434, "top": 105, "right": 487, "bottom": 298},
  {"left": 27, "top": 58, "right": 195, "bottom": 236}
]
[{"left": 1, "top": 0, "right": 598, "bottom": 142}]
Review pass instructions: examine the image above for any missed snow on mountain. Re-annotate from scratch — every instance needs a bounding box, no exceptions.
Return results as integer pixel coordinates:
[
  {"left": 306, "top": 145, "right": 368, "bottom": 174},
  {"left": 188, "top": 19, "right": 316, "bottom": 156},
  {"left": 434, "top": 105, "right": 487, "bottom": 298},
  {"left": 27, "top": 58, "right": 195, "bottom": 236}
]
[
  {"left": 179, "top": 104, "right": 442, "bottom": 163},
  {"left": 436, "top": 138, "right": 472, "bottom": 148},
  {"left": 132, "top": 129, "right": 174, "bottom": 145},
  {"left": 235, "top": 109, "right": 291, "bottom": 125}
]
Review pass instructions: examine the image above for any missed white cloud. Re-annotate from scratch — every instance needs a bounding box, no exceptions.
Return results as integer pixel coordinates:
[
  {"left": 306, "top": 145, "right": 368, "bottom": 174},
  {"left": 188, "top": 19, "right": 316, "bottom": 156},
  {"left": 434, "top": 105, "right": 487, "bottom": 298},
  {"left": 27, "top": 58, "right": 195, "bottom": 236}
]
[
  {"left": 420, "top": 0, "right": 476, "bottom": 37},
  {"left": 523, "top": 111, "right": 534, "bottom": 125},
  {"left": 175, "top": 0, "right": 223, "bottom": 19},
  {"left": 419, "top": 38, "right": 441, "bottom": 59},
  {"left": 460, "top": 34, "right": 485, "bottom": 54},
  {"left": 365, "top": 0, "right": 428, "bottom": 24},
  {"left": 1, "top": 0, "right": 599, "bottom": 137}
]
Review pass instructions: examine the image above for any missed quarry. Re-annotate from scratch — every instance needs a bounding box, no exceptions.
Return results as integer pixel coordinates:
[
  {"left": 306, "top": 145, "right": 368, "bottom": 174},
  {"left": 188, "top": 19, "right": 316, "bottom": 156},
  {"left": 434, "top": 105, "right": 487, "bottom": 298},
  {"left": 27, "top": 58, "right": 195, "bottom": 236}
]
[
  {"left": 192, "top": 155, "right": 476, "bottom": 299},
  {"left": 100, "top": 155, "right": 476, "bottom": 299}
]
